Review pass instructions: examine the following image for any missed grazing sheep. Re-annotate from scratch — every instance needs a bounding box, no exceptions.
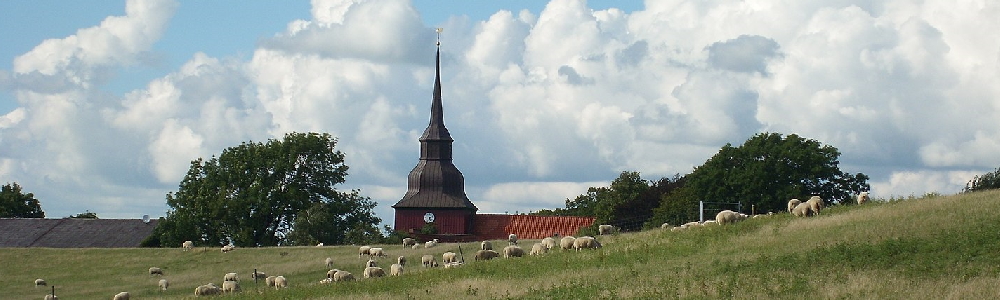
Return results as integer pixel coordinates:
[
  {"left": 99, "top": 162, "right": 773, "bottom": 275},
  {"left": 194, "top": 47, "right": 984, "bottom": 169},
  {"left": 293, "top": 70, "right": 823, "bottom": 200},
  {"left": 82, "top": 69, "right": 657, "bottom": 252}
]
[
  {"left": 158, "top": 279, "right": 169, "bottom": 291},
  {"left": 481, "top": 240, "right": 493, "bottom": 250},
  {"left": 541, "top": 237, "right": 556, "bottom": 250},
  {"left": 598, "top": 224, "right": 616, "bottom": 235},
  {"left": 715, "top": 210, "right": 747, "bottom": 224},
  {"left": 265, "top": 276, "right": 277, "bottom": 287},
  {"left": 363, "top": 266, "right": 386, "bottom": 278},
  {"left": 368, "top": 247, "right": 387, "bottom": 258},
  {"left": 397, "top": 255, "right": 407, "bottom": 267},
  {"left": 474, "top": 250, "right": 500, "bottom": 261},
  {"left": 195, "top": 283, "right": 221, "bottom": 296},
  {"left": 683, "top": 221, "right": 701, "bottom": 228},
  {"left": 273, "top": 276, "right": 287, "bottom": 289},
  {"left": 182, "top": 240, "right": 193, "bottom": 250},
  {"left": 559, "top": 236, "right": 577, "bottom": 250},
  {"left": 787, "top": 199, "right": 801, "bottom": 213},
  {"left": 529, "top": 243, "right": 547, "bottom": 255},
  {"left": 390, "top": 263, "right": 404, "bottom": 276},
  {"left": 791, "top": 202, "right": 814, "bottom": 217},
  {"left": 316, "top": 242, "right": 324, "bottom": 247},
  {"left": 857, "top": 192, "right": 870, "bottom": 205},
  {"left": 221, "top": 280, "right": 240, "bottom": 293},
  {"left": 149, "top": 267, "right": 164, "bottom": 275},
  {"left": 806, "top": 196, "right": 824, "bottom": 214},
  {"left": 331, "top": 269, "right": 355, "bottom": 282},
  {"left": 444, "top": 262, "right": 463, "bottom": 268},
  {"left": 442, "top": 252, "right": 458, "bottom": 264},
  {"left": 402, "top": 238, "right": 416, "bottom": 248},
  {"left": 421, "top": 255, "right": 439, "bottom": 267},
  {"left": 113, "top": 291, "right": 130, "bottom": 300},
  {"left": 35, "top": 278, "right": 46, "bottom": 287},
  {"left": 224, "top": 272, "right": 238, "bottom": 282},
  {"left": 325, "top": 257, "right": 334, "bottom": 268},
  {"left": 573, "top": 236, "right": 602, "bottom": 250},
  {"left": 424, "top": 239, "right": 439, "bottom": 248},
  {"left": 359, "top": 246, "right": 372, "bottom": 258},
  {"left": 508, "top": 233, "right": 518, "bottom": 246},
  {"left": 220, "top": 245, "right": 235, "bottom": 253},
  {"left": 503, "top": 245, "right": 525, "bottom": 258}
]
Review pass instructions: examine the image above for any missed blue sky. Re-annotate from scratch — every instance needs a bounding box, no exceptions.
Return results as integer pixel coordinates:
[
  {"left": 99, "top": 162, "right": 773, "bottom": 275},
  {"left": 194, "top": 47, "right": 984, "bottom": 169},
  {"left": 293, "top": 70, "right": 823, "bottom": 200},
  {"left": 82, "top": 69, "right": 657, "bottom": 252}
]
[{"left": 1, "top": 0, "right": 998, "bottom": 224}]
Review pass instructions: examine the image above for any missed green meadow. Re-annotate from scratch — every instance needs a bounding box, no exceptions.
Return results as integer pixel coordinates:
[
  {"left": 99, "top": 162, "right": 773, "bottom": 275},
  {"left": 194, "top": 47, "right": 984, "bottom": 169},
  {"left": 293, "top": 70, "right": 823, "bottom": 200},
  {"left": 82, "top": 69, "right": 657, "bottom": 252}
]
[{"left": 5, "top": 190, "right": 1000, "bottom": 299}]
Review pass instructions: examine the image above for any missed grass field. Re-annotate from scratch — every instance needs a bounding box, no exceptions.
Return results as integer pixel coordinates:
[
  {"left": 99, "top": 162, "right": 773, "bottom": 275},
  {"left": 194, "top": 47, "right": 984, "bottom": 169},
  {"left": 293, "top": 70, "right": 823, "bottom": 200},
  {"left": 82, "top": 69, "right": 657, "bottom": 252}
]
[{"left": 5, "top": 190, "right": 1000, "bottom": 299}]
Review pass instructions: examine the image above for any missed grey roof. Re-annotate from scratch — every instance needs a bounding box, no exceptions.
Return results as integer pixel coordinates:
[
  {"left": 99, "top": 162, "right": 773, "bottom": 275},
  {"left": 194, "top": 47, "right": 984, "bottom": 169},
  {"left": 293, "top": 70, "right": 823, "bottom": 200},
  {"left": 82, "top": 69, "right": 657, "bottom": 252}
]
[
  {"left": 393, "top": 47, "right": 477, "bottom": 211},
  {"left": 0, "top": 218, "right": 158, "bottom": 248}
]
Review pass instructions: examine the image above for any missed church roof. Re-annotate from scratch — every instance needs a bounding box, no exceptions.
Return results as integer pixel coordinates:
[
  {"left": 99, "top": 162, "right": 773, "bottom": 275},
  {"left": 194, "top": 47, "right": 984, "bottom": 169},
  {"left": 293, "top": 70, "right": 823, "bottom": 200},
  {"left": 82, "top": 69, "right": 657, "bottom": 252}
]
[{"left": 0, "top": 218, "right": 158, "bottom": 248}]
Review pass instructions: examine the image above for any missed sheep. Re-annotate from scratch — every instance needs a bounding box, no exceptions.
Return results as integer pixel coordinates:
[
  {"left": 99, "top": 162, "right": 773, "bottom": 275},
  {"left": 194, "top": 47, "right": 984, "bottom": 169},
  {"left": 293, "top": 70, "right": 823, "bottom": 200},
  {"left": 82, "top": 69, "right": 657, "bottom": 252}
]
[
  {"left": 792, "top": 202, "right": 814, "bottom": 217},
  {"left": 806, "top": 195, "right": 824, "bottom": 214},
  {"left": 320, "top": 278, "right": 333, "bottom": 284},
  {"left": 251, "top": 271, "right": 266, "bottom": 281},
  {"left": 113, "top": 291, "right": 130, "bottom": 300},
  {"left": 149, "top": 267, "right": 164, "bottom": 276},
  {"left": 402, "top": 237, "right": 416, "bottom": 248},
  {"left": 474, "top": 250, "right": 500, "bottom": 261},
  {"left": 45, "top": 295, "right": 58, "bottom": 300},
  {"left": 559, "top": 236, "right": 577, "bottom": 250},
  {"left": 442, "top": 252, "right": 458, "bottom": 264},
  {"left": 412, "top": 244, "right": 419, "bottom": 249},
  {"left": 529, "top": 243, "right": 547, "bottom": 255},
  {"left": 182, "top": 240, "right": 193, "bottom": 250},
  {"left": 359, "top": 245, "right": 372, "bottom": 258},
  {"left": 857, "top": 191, "right": 870, "bottom": 205},
  {"left": 424, "top": 239, "right": 439, "bottom": 248},
  {"left": 221, "top": 280, "right": 240, "bottom": 293},
  {"left": 390, "top": 263, "right": 404, "bottom": 276},
  {"left": 316, "top": 242, "right": 324, "bottom": 247},
  {"left": 541, "top": 237, "right": 556, "bottom": 250},
  {"left": 220, "top": 245, "right": 235, "bottom": 253},
  {"left": 682, "top": 221, "right": 701, "bottom": 228},
  {"left": 368, "top": 247, "right": 387, "bottom": 258},
  {"left": 670, "top": 226, "right": 686, "bottom": 232},
  {"left": 265, "top": 276, "right": 277, "bottom": 287},
  {"left": 660, "top": 223, "right": 671, "bottom": 229},
  {"left": 508, "top": 233, "right": 518, "bottom": 246},
  {"left": 502, "top": 245, "right": 525, "bottom": 258},
  {"left": 787, "top": 199, "right": 801, "bottom": 213},
  {"left": 573, "top": 236, "right": 602, "bottom": 250},
  {"left": 224, "top": 272, "right": 238, "bottom": 282},
  {"left": 35, "top": 278, "right": 46, "bottom": 287},
  {"left": 702, "top": 220, "right": 718, "bottom": 225},
  {"left": 331, "top": 269, "right": 355, "bottom": 282},
  {"left": 481, "top": 240, "right": 493, "bottom": 250},
  {"left": 421, "top": 254, "right": 439, "bottom": 267},
  {"left": 715, "top": 210, "right": 747, "bottom": 224},
  {"left": 158, "top": 279, "right": 169, "bottom": 291},
  {"left": 444, "top": 262, "right": 463, "bottom": 268},
  {"left": 273, "top": 276, "right": 287, "bottom": 289},
  {"left": 194, "top": 283, "right": 221, "bottom": 296},
  {"left": 363, "top": 266, "right": 386, "bottom": 278},
  {"left": 325, "top": 257, "right": 334, "bottom": 268},
  {"left": 397, "top": 255, "right": 407, "bottom": 267},
  {"left": 366, "top": 259, "right": 378, "bottom": 268},
  {"left": 598, "top": 224, "right": 616, "bottom": 235}
]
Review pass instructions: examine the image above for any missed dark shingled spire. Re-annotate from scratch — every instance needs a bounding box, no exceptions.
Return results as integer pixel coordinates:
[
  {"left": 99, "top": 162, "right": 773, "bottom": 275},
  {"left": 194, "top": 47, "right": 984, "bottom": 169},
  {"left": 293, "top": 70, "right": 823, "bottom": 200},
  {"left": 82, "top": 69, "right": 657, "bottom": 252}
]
[{"left": 392, "top": 43, "right": 477, "bottom": 210}]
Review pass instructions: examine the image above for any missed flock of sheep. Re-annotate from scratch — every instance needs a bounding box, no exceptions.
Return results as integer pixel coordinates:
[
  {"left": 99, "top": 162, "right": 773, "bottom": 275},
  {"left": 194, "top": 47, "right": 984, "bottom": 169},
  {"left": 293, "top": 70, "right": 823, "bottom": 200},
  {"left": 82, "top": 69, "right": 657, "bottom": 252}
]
[{"left": 661, "top": 192, "right": 872, "bottom": 231}]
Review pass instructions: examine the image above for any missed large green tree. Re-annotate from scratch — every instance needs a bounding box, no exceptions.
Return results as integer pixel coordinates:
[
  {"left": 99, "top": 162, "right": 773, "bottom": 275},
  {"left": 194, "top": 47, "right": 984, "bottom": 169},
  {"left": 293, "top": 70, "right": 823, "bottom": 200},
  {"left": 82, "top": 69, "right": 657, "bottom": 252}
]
[
  {"left": 964, "top": 167, "right": 1000, "bottom": 193},
  {"left": 0, "top": 182, "right": 44, "bottom": 218},
  {"left": 150, "top": 132, "right": 380, "bottom": 247}
]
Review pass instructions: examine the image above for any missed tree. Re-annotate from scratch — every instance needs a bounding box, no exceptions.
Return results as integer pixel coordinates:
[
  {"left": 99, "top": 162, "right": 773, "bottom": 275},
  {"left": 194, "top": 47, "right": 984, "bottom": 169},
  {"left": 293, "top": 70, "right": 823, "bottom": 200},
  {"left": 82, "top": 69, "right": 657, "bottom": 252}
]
[
  {"left": 70, "top": 210, "right": 98, "bottom": 219},
  {"left": 964, "top": 167, "right": 1000, "bottom": 193},
  {"left": 152, "top": 132, "right": 381, "bottom": 247},
  {"left": 0, "top": 182, "right": 44, "bottom": 218},
  {"left": 651, "top": 132, "right": 868, "bottom": 225},
  {"left": 284, "top": 189, "right": 381, "bottom": 246}
]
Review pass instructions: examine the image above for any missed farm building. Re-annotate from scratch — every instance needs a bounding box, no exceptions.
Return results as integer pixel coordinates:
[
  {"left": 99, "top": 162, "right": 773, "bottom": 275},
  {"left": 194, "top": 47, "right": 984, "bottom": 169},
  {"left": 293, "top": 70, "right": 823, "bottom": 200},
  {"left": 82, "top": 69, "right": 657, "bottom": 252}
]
[{"left": 0, "top": 218, "right": 158, "bottom": 248}]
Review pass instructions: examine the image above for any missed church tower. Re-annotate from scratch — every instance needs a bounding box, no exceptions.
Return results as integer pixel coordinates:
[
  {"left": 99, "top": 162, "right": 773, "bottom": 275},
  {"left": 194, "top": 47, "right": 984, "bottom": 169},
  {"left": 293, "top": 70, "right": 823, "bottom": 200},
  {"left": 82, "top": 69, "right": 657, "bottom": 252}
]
[{"left": 392, "top": 33, "right": 478, "bottom": 235}]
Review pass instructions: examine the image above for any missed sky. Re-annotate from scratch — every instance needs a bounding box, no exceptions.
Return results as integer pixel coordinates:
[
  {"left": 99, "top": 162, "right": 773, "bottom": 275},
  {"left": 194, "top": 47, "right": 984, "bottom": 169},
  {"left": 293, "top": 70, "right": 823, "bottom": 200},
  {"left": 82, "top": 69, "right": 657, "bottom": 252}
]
[{"left": 1, "top": 0, "right": 998, "bottom": 225}]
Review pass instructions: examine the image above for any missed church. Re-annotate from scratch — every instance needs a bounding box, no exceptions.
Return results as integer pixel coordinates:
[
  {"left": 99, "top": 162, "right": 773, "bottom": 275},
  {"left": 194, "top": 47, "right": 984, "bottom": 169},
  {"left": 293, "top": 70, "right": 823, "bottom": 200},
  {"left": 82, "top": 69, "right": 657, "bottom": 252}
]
[{"left": 392, "top": 37, "right": 593, "bottom": 242}]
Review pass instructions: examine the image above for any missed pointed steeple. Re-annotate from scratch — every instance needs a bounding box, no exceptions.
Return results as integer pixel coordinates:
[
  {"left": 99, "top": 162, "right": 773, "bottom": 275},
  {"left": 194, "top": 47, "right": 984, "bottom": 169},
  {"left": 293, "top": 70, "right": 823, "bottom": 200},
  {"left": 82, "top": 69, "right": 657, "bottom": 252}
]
[{"left": 420, "top": 44, "right": 452, "bottom": 142}]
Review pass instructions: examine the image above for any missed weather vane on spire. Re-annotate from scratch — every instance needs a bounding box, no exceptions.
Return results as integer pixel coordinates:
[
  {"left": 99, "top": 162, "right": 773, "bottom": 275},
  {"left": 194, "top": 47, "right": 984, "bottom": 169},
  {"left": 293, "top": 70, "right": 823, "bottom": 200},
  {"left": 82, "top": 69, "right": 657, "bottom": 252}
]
[{"left": 436, "top": 28, "right": 443, "bottom": 46}]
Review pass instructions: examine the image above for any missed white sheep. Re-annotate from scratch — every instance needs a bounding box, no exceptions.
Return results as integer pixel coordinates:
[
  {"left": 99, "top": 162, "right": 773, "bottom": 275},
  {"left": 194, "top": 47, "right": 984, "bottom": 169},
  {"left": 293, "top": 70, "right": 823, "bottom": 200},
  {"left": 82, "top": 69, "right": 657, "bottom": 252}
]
[
  {"left": 573, "top": 236, "right": 602, "bottom": 250},
  {"left": 541, "top": 237, "right": 556, "bottom": 250},
  {"left": 113, "top": 291, "right": 130, "bottom": 300},
  {"left": 792, "top": 202, "right": 814, "bottom": 217},
  {"left": 715, "top": 210, "right": 747, "bottom": 224},
  {"left": 670, "top": 226, "right": 686, "bottom": 232},
  {"left": 503, "top": 245, "right": 525, "bottom": 258},
  {"left": 421, "top": 254, "right": 439, "bottom": 267},
  {"left": 251, "top": 271, "right": 266, "bottom": 281},
  {"left": 474, "top": 250, "right": 500, "bottom": 261},
  {"left": 44, "top": 295, "right": 58, "bottom": 300},
  {"left": 682, "top": 221, "right": 701, "bottom": 228},
  {"left": 363, "top": 266, "right": 386, "bottom": 278},
  {"left": 220, "top": 245, "right": 235, "bottom": 253},
  {"left": 265, "top": 275, "right": 277, "bottom": 287},
  {"left": 390, "top": 263, "right": 404, "bottom": 276},
  {"left": 158, "top": 279, "right": 169, "bottom": 291},
  {"left": 397, "top": 255, "right": 407, "bottom": 267},
  {"left": 224, "top": 272, "right": 238, "bottom": 282},
  {"left": 787, "top": 199, "right": 801, "bottom": 213},
  {"left": 559, "top": 236, "right": 577, "bottom": 250},
  {"left": 402, "top": 238, "right": 416, "bottom": 248},
  {"left": 368, "top": 247, "right": 387, "bottom": 258},
  {"left": 857, "top": 191, "right": 870, "bottom": 205},
  {"left": 529, "top": 243, "right": 547, "bottom": 255},
  {"left": 149, "top": 267, "right": 164, "bottom": 276},
  {"left": 442, "top": 252, "right": 458, "bottom": 264},
  {"left": 35, "top": 278, "right": 46, "bottom": 287},
  {"left": 424, "top": 239, "right": 439, "bottom": 248},
  {"left": 358, "top": 245, "right": 372, "bottom": 258},
  {"left": 366, "top": 259, "right": 378, "bottom": 268},
  {"left": 222, "top": 280, "right": 240, "bottom": 293},
  {"left": 412, "top": 244, "right": 419, "bottom": 249},
  {"left": 325, "top": 257, "right": 334, "bottom": 268},
  {"left": 182, "top": 240, "right": 193, "bottom": 251},
  {"left": 444, "top": 262, "right": 463, "bottom": 268},
  {"left": 331, "top": 269, "right": 355, "bottom": 282},
  {"left": 481, "top": 240, "right": 493, "bottom": 250},
  {"left": 508, "top": 233, "right": 518, "bottom": 246},
  {"left": 806, "top": 195, "right": 824, "bottom": 214},
  {"left": 273, "top": 276, "right": 287, "bottom": 289},
  {"left": 194, "top": 283, "right": 221, "bottom": 296},
  {"left": 316, "top": 242, "right": 324, "bottom": 247},
  {"left": 598, "top": 224, "right": 616, "bottom": 235},
  {"left": 319, "top": 278, "right": 333, "bottom": 284}
]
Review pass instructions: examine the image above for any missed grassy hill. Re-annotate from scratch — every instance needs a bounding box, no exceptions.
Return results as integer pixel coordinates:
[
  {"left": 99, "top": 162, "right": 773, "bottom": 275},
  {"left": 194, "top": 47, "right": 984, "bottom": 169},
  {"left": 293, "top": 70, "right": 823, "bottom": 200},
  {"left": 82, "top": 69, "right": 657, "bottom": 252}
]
[{"left": 4, "top": 190, "right": 1000, "bottom": 299}]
